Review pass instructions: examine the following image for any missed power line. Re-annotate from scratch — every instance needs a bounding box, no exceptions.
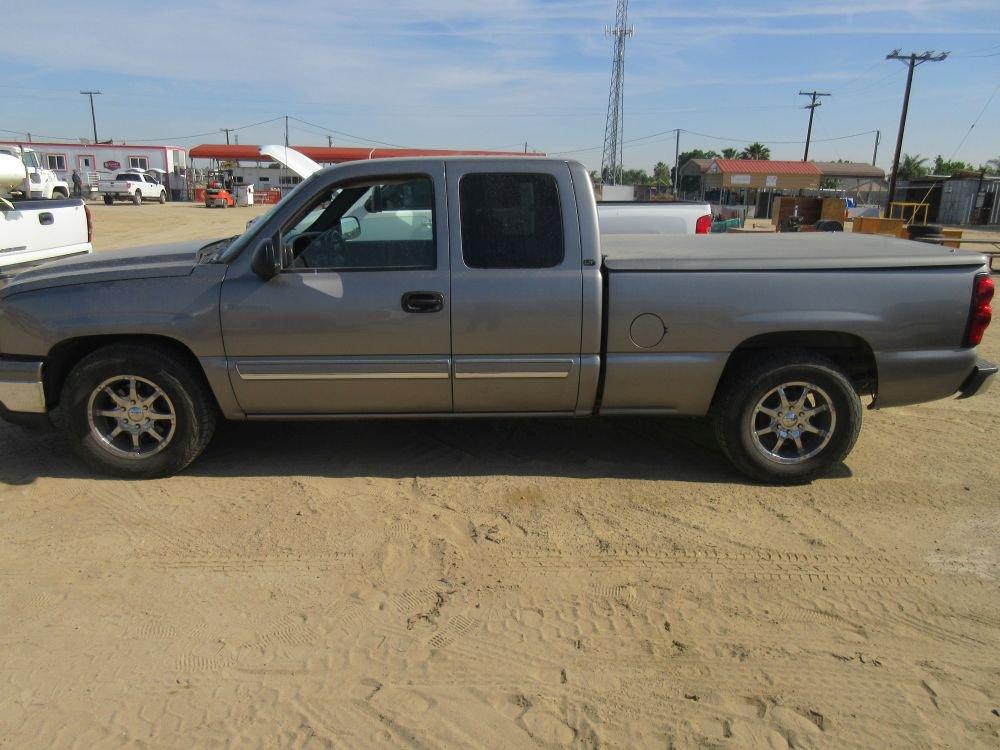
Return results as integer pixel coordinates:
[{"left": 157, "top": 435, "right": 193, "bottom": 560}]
[{"left": 288, "top": 116, "right": 409, "bottom": 148}]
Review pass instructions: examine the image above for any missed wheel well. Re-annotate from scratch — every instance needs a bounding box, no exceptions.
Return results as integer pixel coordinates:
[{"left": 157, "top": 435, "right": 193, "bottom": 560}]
[
  {"left": 713, "top": 331, "right": 877, "bottom": 404},
  {"left": 52, "top": 187, "right": 68, "bottom": 198},
  {"left": 44, "top": 335, "right": 216, "bottom": 409}
]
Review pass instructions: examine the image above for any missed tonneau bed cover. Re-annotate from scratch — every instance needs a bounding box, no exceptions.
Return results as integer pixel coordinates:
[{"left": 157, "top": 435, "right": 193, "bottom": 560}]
[{"left": 602, "top": 233, "right": 988, "bottom": 272}]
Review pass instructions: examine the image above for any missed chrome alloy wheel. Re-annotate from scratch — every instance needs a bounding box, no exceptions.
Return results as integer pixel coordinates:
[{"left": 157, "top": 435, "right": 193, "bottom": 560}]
[
  {"left": 86, "top": 375, "right": 177, "bottom": 459},
  {"left": 749, "top": 381, "right": 836, "bottom": 465}
]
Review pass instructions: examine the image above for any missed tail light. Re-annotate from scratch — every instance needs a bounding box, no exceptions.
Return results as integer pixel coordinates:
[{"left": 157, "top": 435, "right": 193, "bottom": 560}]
[
  {"left": 695, "top": 214, "right": 712, "bottom": 234},
  {"left": 84, "top": 204, "right": 93, "bottom": 244},
  {"left": 964, "top": 273, "right": 994, "bottom": 347}
]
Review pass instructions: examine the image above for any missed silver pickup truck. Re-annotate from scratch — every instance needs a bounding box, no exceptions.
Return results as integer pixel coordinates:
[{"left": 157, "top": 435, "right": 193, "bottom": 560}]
[{"left": 0, "top": 157, "right": 994, "bottom": 483}]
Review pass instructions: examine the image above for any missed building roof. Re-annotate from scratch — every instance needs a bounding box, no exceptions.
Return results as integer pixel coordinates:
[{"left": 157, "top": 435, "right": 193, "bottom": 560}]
[
  {"left": 188, "top": 144, "right": 542, "bottom": 162},
  {"left": 710, "top": 159, "right": 821, "bottom": 175},
  {"left": 814, "top": 161, "right": 885, "bottom": 179},
  {"left": 682, "top": 158, "right": 714, "bottom": 174}
]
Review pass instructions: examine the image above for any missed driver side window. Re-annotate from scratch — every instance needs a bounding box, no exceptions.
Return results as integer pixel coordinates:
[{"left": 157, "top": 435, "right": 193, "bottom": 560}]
[{"left": 282, "top": 176, "right": 436, "bottom": 271}]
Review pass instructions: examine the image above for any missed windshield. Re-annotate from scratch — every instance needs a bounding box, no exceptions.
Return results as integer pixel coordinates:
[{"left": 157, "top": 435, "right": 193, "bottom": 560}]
[
  {"left": 23, "top": 151, "right": 40, "bottom": 169},
  {"left": 214, "top": 173, "right": 321, "bottom": 264}
]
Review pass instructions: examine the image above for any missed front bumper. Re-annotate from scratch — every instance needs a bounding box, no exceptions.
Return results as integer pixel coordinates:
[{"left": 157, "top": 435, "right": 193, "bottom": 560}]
[
  {"left": 0, "top": 359, "right": 46, "bottom": 415},
  {"left": 957, "top": 358, "right": 998, "bottom": 399}
]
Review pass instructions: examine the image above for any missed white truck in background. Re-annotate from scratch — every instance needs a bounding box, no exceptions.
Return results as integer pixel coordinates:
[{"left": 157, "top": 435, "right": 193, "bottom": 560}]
[
  {"left": 0, "top": 154, "right": 92, "bottom": 276},
  {"left": 257, "top": 145, "right": 714, "bottom": 235},
  {"left": 101, "top": 171, "right": 168, "bottom": 205},
  {"left": 0, "top": 145, "right": 70, "bottom": 200}
]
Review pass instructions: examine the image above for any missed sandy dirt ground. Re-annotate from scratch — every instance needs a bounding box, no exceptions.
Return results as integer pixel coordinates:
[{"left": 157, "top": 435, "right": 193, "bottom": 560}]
[{"left": 1, "top": 202, "right": 998, "bottom": 748}]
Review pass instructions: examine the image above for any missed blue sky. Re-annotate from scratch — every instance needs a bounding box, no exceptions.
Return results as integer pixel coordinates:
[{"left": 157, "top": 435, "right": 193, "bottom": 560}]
[{"left": 2, "top": 1, "right": 998, "bottom": 171}]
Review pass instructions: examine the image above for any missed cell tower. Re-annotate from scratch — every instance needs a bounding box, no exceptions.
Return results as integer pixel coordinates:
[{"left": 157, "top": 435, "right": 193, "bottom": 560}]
[{"left": 600, "top": 0, "right": 634, "bottom": 185}]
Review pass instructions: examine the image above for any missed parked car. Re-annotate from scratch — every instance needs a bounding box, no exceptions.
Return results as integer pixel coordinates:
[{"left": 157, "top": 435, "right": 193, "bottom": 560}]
[
  {"left": 0, "top": 158, "right": 994, "bottom": 483},
  {"left": 102, "top": 171, "right": 167, "bottom": 205},
  {"left": 1, "top": 153, "right": 92, "bottom": 276},
  {"left": 0, "top": 145, "right": 70, "bottom": 200}
]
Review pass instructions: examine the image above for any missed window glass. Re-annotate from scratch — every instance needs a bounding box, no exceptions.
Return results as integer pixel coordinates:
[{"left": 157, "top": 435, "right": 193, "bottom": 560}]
[
  {"left": 459, "top": 173, "right": 564, "bottom": 269},
  {"left": 45, "top": 154, "right": 66, "bottom": 170},
  {"left": 283, "top": 176, "right": 435, "bottom": 271},
  {"left": 129, "top": 156, "right": 149, "bottom": 170}
]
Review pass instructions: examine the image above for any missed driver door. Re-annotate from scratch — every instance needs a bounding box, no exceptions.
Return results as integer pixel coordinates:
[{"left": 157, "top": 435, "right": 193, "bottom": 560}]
[{"left": 219, "top": 165, "right": 452, "bottom": 415}]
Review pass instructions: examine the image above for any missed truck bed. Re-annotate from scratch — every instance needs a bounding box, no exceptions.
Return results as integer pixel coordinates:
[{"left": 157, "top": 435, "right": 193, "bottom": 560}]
[{"left": 602, "top": 232, "right": 988, "bottom": 271}]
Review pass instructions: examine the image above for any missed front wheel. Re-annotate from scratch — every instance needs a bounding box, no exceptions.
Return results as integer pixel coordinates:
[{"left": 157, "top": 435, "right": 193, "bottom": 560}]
[
  {"left": 133, "top": 190, "right": 142, "bottom": 205},
  {"left": 58, "top": 344, "right": 217, "bottom": 478},
  {"left": 158, "top": 191, "right": 167, "bottom": 204},
  {"left": 712, "top": 351, "right": 862, "bottom": 484}
]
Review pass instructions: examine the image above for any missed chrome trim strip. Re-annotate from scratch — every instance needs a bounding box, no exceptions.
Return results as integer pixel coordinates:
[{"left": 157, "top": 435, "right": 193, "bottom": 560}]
[
  {"left": 238, "top": 371, "right": 449, "bottom": 381},
  {"left": 0, "top": 380, "right": 47, "bottom": 414},
  {"left": 454, "top": 371, "right": 570, "bottom": 380}
]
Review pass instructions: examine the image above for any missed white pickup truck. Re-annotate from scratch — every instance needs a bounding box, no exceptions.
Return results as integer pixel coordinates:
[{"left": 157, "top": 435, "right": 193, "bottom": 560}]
[
  {"left": 0, "top": 145, "right": 70, "bottom": 200},
  {"left": 102, "top": 172, "right": 167, "bottom": 205},
  {"left": 0, "top": 153, "right": 93, "bottom": 276},
  {"left": 258, "top": 145, "right": 713, "bottom": 235}
]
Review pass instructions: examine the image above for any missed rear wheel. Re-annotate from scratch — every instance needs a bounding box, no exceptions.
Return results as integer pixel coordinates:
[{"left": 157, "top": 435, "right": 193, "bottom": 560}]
[
  {"left": 58, "top": 344, "right": 217, "bottom": 478},
  {"left": 158, "top": 190, "right": 167, "bottom": 204},
  {"left": 133, "top": 190, "right": 142, "bottom": 205},
  {"left": 712, "top": 351, "right": 862, "bottom": 484},
  {"left": 103, "top": 194, "right": 113, "bottom": 205}
]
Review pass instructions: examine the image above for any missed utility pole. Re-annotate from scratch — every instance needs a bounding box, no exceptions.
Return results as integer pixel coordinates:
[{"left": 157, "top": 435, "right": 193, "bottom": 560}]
[
  {"left": 221, "top": 128, "right": 232, "bottom": 145},
  {"left": 885, "top": 49, "right": 948, "bottom": 211},
  {"left": 673, "top": 129, "right": 680, "bottom": 198},
  {"left": 798, "top": 90, "right": 830, "bottom": 161},
  {"left": 327, "top": 135, "right": 333, "bottom": 148},
  {"left": 524, "top": 141, "right": 528, "bottom": 154},
  {"left": 234, "top": 134, "right": 239, "bottom": 145},
  {"left": 80, "top": 91, "right": 102, "bottom": 144},
  {"left": 284, "top": 115, "right": 289, "bottom": 148},
  {"left": 872, "top": 129, "right": 880, "bottom": 166}
]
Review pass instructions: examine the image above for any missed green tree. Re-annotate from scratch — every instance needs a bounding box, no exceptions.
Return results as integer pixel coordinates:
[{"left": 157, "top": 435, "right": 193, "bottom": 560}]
[
  {"left": 933, "top": 155, "right": 972, "bottom": 175},
  {"left": 721, "top": 147, "right": 739, "bottom": 159},
  {"left": 896, "top": 154, "right": 929, "bottom": 180},
  {"left": 739, "top": 142, "right": 771, "bottom": 160},
  {"left": 652, "top": 161, "right": 671, "bottom": 186}
]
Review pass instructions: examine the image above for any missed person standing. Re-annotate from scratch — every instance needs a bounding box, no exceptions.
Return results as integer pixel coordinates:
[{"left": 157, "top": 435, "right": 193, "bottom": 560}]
[{"left": 71, "top": 170, "right": 83, "bottom": 198}]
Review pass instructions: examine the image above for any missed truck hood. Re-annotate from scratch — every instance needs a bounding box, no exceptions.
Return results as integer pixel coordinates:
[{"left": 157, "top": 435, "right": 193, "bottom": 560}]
[{"left": 0, "top": 240, "right": 211, "bottom": 298}]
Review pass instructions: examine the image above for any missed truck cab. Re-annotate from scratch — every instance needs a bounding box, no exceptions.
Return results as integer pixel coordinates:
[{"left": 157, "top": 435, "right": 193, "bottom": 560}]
[{"left": 0, "top": 145, "right": 70, "bottom": 200}]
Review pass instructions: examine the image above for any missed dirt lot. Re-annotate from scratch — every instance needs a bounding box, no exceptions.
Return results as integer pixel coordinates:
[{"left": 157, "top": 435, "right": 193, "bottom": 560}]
[{"left": 1, "top": 202, "right": 998, "bottom": 748}]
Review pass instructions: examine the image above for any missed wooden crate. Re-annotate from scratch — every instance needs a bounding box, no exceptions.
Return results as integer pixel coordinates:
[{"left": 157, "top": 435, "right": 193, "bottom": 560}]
[
  {"left": 941, "top": 228, "right": 963, "bottom": 249},
  {"left": 853, "top": 216, "right": 907, "bottom": 238}
]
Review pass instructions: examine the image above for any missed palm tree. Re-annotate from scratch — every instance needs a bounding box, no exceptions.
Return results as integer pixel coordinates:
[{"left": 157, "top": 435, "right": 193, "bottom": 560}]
[
  {"left": 721, "top": 147, "right": 739, "bottom": 159},
  {"left": 896, "top": 154, "right": 929, "bottom": 180},
  {"left": 739, "top": 142, "right": 771, "bottom": 160}
]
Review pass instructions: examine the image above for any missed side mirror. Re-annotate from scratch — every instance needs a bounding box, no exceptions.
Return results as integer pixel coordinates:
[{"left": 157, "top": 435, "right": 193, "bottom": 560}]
[
  {"left": 251, "top": 239, "right": 282, "bottom": 280},
  {"left": 340, "top": 216, "right": 361, "bottom": 240}
]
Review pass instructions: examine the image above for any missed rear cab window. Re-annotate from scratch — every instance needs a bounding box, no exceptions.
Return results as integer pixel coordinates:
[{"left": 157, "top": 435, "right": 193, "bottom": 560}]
[{"left": 459, "top": 173, "right": 564, "bottom": 269}]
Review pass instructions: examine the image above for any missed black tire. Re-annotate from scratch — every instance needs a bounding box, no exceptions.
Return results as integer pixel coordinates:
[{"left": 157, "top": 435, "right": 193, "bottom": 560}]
[
  {"left": 158, "top": 191, "right": 167, "bottom": 204},
  {"left": 712, "top": 350, "right": 862, "bottom": 484},
  {"left": 58, "top": 343, "right": 217, "bottom": 478},
  {"left": 814, "top": 220, "right": 843, "bottom": 232},
  {"left": 133, "top": 190, "right": 142, "bottom": 205},
  {"left": 103, "top": 194, "right": 113, "bottom": 205}
]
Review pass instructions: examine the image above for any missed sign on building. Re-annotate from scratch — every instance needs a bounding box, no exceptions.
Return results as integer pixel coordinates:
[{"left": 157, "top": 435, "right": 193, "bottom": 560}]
[
  {"left": 765, "top": 175, "right": 778, "bottom": 187},
  {"left": 730, "top": 174, "right": 751, "bottom": 185}
]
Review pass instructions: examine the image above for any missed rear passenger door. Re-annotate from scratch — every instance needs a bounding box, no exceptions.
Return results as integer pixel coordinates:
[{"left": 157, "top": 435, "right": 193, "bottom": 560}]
[{"left": 447, "top": 161, "right": 583, "bottom": 412}]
